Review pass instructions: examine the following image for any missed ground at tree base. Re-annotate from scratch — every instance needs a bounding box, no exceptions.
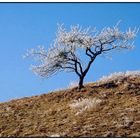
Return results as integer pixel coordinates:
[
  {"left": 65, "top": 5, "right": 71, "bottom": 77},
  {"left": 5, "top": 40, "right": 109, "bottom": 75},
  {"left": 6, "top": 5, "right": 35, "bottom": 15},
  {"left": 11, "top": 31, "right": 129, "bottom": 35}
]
[{"left": 0, "top": 75, "right": 140, "bottom": 137}]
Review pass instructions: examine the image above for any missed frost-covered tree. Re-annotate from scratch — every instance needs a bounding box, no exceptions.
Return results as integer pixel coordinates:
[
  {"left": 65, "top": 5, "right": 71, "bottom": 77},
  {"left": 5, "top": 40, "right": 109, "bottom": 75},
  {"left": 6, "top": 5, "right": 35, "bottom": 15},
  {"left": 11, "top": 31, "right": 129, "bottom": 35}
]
[{"left": 25, "top": 22, "right": 138, "bottom": 89}]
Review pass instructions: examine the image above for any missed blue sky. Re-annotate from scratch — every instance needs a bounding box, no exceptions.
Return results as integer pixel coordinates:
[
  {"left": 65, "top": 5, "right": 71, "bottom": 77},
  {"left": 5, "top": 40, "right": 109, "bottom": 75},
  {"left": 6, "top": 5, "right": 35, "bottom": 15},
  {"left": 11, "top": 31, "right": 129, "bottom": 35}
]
[{"left": 0, "top": 3, "right": 140, "bottom": 102}]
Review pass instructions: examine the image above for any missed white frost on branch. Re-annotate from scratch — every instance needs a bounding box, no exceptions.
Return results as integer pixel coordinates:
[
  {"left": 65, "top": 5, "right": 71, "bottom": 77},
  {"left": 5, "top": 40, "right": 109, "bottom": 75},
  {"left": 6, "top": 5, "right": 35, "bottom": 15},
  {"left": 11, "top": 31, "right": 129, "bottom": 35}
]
[
  {"left": 24, "top": 22, "right": 138, "bottom": 79},
  {"left": 25, "top": 45, "right": 76, "bottom": 77},
  {"left": 55, "top": 24, "right": 96, "bottom": 49},
  {"left": 55, "top": 22, "right": 138, "bottom": 50}
]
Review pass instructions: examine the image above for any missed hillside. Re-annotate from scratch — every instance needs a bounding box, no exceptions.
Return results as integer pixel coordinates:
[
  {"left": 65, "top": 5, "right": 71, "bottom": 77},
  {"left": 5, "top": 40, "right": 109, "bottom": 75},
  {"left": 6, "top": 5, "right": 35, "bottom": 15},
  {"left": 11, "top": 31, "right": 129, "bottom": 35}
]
[{"left": 0, "top": 71, "right": 140, "bottom": 137}]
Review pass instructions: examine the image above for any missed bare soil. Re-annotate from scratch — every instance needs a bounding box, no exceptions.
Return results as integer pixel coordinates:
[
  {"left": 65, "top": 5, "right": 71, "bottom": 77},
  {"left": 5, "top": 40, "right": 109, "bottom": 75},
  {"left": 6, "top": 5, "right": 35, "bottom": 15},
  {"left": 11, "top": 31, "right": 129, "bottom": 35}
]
[{"left": 0, "top": 76, "right": 140, "bottom": 137}]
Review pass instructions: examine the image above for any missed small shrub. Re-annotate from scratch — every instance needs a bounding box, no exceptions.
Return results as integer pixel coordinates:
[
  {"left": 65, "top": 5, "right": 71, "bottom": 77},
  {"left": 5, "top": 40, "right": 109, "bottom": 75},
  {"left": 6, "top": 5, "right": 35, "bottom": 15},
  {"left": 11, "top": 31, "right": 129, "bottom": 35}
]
[
  {"left": 49, "top": 134, "right": 60, "bottom": 137},
  {"left": 69, "top": 98, "right": 102, "bottom": 115},
  {"left": 98, "top": 71, "right": 140, "bottom": 84},
  {"left": 68, "top": 81, "right": 78, "bottom": 89}
]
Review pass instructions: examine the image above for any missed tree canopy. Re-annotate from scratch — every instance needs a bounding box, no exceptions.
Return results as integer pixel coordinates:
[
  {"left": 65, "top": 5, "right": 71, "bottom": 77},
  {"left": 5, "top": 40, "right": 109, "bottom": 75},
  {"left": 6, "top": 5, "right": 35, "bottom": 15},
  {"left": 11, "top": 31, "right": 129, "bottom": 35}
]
[{"left": 25, "top": 22, "right": 138, "bottom": 89}]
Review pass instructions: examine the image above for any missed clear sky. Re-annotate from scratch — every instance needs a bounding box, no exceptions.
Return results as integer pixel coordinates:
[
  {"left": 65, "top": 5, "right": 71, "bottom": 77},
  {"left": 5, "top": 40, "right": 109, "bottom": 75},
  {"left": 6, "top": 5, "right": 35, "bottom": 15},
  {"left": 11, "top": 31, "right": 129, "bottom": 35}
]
[{"left": 0, "top": 3, "right": 140, "bottom": 102}]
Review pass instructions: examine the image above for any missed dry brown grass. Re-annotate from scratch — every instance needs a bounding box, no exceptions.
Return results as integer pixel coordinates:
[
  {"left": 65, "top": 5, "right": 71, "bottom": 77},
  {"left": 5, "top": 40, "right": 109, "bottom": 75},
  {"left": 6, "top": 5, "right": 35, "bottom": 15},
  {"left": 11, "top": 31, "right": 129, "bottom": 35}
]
[{"left": 0, "top": 76, "right": 140, "bottom": 137}]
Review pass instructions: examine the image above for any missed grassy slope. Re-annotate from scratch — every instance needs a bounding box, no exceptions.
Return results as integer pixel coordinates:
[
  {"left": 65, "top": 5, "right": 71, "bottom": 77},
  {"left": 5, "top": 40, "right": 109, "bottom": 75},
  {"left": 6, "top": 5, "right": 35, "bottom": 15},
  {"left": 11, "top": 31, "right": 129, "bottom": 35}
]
[{"left": 0, "top": 76, "right": 140, "bottom": 137}]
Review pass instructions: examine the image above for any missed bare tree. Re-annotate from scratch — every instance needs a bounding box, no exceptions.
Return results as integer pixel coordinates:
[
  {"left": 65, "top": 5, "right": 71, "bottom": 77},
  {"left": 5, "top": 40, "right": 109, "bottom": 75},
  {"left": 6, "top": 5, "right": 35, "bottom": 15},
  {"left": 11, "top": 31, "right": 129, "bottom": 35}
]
[{"left": 25, "top": 22, "right": 138, "bottom": 89}]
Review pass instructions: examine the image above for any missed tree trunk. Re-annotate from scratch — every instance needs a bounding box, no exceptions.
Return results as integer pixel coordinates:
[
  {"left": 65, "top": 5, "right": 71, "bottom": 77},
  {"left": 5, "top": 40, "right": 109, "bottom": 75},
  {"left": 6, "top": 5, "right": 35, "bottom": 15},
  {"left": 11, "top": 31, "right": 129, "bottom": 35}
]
[
  {"left": 78, "top": 57, "right": 96, "bottom": 90},
  {"left": 78, "top": 76, "right": 84, "bottom": 89}
]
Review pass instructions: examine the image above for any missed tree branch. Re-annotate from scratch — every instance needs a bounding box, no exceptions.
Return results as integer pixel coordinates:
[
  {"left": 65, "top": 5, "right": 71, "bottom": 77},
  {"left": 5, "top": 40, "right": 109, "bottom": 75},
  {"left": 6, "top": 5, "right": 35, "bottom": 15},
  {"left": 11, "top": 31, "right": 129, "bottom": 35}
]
[
  {"left": 74, "top": 61, "right": 82, "bottom": 78},
  {"left": 102, "top": 46, "right": 117, "bottom": 52},
  {"left": 86, "top": 48, "right": 93, "bottom": 59},
  {"left": 88, "top": 48, "right": 95, "bottom": 56},
  {"left": 60, "top": 66, "right": 75, "bottom": 70},
  {"left": 67, "top": 54, "right": 83, "bottom": 75},
  {"left": 81, "top": 56, "right": 96, "bottom": 80},
  {"left": 31, "top": 52, "right": 48, "bottom": 57}
]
